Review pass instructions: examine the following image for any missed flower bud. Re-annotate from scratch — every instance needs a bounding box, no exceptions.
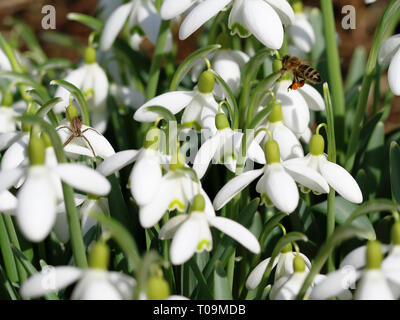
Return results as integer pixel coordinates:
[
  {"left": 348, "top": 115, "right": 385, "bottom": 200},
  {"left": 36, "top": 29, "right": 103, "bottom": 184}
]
[
  {"left": 310, "top": 134, "right": 325, "bottom": 156},
  {"left": 391, "top": 221, "right": 400, "bottom": 246},
  {"left": 191, "top": 194, "right": 205, "bottom": 212},
  {"left": 267, "top": 101, "right": 283, "bottom": 123},
  {"left": 215, "top": 112, "right": 230, "bottom": 130},
  {"left": 366, "top": 240, "right": 382, "bottom": 270},
  {"left": 28, "top": 133, "right": 46, "bottom": 166},
  {"left": 146, "top": 275, "right": 170, "bottom": 300},
  {"left": 84, "top": 46, "right": 97, "bottom": 65},
  {"left": 293, "top": 255, "right": 306, "bottom": 273},
  {"left": 264, "top": 139, "right": 280, "bottom": 164},
  {"left": 281, "top": 242, "right": 292, "bottom": 253},
  {"left": 88, "top": 242, "right": 110, "bottom": 270},
  {"left": 66, "top": 104, "right": 79, "bottom": 123},
  {"left": 198, "top": 71, "right": 215, "bottom": 94},
  {"left": 1, "top": 90, "right": 13, "bottom": 107}
]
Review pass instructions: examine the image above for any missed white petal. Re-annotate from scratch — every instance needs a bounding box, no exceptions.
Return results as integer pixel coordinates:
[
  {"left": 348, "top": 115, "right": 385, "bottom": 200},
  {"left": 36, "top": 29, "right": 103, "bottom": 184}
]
[
  {"left": 90, "top": 64, "right": 109, "bottom": 110},
  {"left": 275, "top": 80, "right": 310, "bottom": 134},
  {"left": 134, "top": 91, "right": 196, "bottom": 122},
  {"left": 378, "top": 35, "right": 400, "bottom": 65},
  {"left": 170, "top": 217, "right": 201, "bottom": 265},
  {"left": 100, "top": 3, "right": 133, "bottom": 51},
  {"left": 382, "top": 249, "right": 400, "bottom": 286},
  {"left": 159, "top": 214, "right": 188, "bottom": 240},
  {"left": 273, "top": 272, "right": 307, "bottom": 300},
  {"left": 355, "top": 270, "right": 395, "bottom": 300},
  {"left": 16, "top": 167, "right": 57, "bottom": 242},
  {"left": 340, "top": 245, "right": 367, "bottom": 269},
  {"left": 319, "top": 158, "right": 363, "bottom": 203},
  {"left": 242, "top": 0, "right": 284, "bottom": 49},
  {"left": 137, "top": 0, "right": 161, "bottom": 45},
  {"left": 179, "top": 0, "right": 232, "bottom": 40},
  {"left": 53, "top": 163, "right": 111, "bottom": 196},
  {"left": 78, "top": 125, "right": 115, "bottom": 159},
  {"left": 53, "top": 210, "right": 70, "bottom": 243},
  {"left": 310, "top": 268, "right": 359, "bottom": 300},
  {"left": 264, "top": 163, "right": 299, "bottom": 213},
  {"left": 130, "top": 156, "right": 162, "bottom": 206},
  {"left": 1, "top": 135, "right": 29, "bottom": 171},
  {"left": 193, "top": 134, "right": 220, "bottom": 179},
  {"left": 89, "top": 107, "right": 108, "bottom": 134},
  {"left": 283, "top": 161, "right": 329, "bottom": 194},
  {"left": 298, "top": 83, "right": 325, "bottom": 111},
  {"left": 161, "top": 0, "right": 196, "bottom": 20},
  {"left": 213, "top": 50, "right": 243, "bottom": 95},
  {"left": 97, "top": 149, "right": 140, "bottom": 176},
  {"left": 20, "top": 266, "right": 83, "bottom": 298},
  {"left": 208, "top": 216, "right": 260, "bottom": 254},
  {"left": 246, "top": 257, "right": 272, "bottom": 290},
  {"left": 388, "top": 48, "right": 400, "bottom": 96},
  {"left": 0, "top": 132, "right": 22, "bottom": 151},
  {"left": 0, "top": 190, "right": 17, "bottom": 214},
  {"left": 264, "top": 0, "right": 295, "bottom": 25},
  {"left": 0, "top": 167, "right": 25, "bottom": 192},
  {"left": 213, "top": 168, "right": 264, "bottom": 210},
  {"left": 288, "top": 13, "right": 315, "bottom": 52},
  {"left": 247, "top": 139, "right": 267, "bottom": 165},
  {"left": 72, "top": 272, "right": 122, "bottom": 300},
  {"left": 270, "top": 123, "right": 304, "bottom": 160}
]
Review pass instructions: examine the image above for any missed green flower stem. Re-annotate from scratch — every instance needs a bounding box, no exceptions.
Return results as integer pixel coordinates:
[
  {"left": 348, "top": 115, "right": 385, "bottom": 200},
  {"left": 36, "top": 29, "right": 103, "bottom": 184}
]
[
  {"left": 19, "top": 115, "right": 88, "bottom": 268},
  {"left": 0, "top": 214, "right": 19, "bottom": 283},
  {"left": 145, "top": 20, "right": 170, "bottom": 101},
  {"left": 320, "top": 0, "right": 345, "bottom": 157},
  {"left": 0, "top": 264, "right": 19, "bottom": 299},
  {"left": 345, "top": 0, "right": 400, "bottom": 171},
  {"left": 3, "top": 215, "right": 27, "bottom": 282},
  {"left": 323, "top": 84, "right": 337, "bottom": 272}
]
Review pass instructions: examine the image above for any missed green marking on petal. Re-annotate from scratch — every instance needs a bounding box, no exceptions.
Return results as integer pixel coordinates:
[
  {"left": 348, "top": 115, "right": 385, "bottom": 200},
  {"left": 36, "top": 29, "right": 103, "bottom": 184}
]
[
  {"left": 182, "top": 121, "right": 202, "bottom": 132},
  {"left": 169, "top": 199, "right": 185, "bottom": 211},
  {"left": 197, "top": 239, "right": 211, "bottom": 252},
  {"left": 231, "top": 23, "right": 250, "bottom": 38}
]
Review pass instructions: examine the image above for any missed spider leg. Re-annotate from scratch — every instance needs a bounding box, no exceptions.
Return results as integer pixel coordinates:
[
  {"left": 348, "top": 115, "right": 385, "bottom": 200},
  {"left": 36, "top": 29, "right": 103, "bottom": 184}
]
[
  {"left": 56, "top": 126, "right": 73, "bottom": 133},
  {"left": 63, "top": 134, "right": 75, "bottom": 147},
  {"left": 82, "top": 135, "right": 97, "bottom": 158},
  {"left": 81, "top": 127, "right": 101, "bottom": 136}
]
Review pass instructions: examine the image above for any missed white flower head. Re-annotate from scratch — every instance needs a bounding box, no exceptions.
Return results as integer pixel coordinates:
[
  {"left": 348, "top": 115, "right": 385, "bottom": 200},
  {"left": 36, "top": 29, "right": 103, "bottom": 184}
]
[
  {"left": 378, "top": 34, "right": 400, "bottom": 95},
  {"left": 288, "top": 12, "right": 315, "bottom": 54},
  {"left": 159, "top": 193, "right": 260, "bottom": 265}
]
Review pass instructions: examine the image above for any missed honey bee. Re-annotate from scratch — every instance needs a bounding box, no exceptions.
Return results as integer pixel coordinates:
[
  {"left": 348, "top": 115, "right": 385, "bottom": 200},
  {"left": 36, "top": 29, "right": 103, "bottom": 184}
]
[{"left": 280, "top": 55, "right": 322, "bottom": 90}]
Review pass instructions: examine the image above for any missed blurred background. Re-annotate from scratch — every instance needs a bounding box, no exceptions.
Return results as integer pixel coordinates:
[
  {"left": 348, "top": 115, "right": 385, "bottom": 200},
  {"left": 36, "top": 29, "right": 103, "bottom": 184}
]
[{"left": 0, "top": 0, "right": 398, "bottom": 132}]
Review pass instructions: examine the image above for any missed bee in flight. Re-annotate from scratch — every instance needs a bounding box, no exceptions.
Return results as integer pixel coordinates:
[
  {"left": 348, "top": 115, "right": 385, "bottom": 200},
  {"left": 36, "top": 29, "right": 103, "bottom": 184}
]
[{"left": 280, "top": 55, "right": 322, "bottom": 90}]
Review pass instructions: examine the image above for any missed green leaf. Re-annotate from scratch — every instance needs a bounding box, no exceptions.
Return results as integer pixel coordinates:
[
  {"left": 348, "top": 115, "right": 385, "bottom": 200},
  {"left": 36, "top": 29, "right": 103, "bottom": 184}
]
[
  {"left": 145, "top": 106, "right": 176, "bottom": 122},
  {"left": 296, "top": 225, "right": 372, "bottom": 299},
  {"left": 390, "top": 142, "right": 400, "bottom": 203},
  {"left": 169, "top": 44, "right": 221, "bottom": 91},
  {"left": 50, "top": 79, "right": 90, "bottom": 126},
  {"left": 90, "top": 212, "right": 141, "bottom": 274},
  {"left": 213, "top": 262, "right": 233, "bottom": 300},
  {"left": 0, "top": 71, "right": 49, "bottom": 100},
  {"left": 36, "top": 58, "right": 73, "bottom": 73},
  {"left": 36, "top": 97, "right": 62, "bottom": 118},
  {"left": 39, "top": 31, "right": 84, "bottom": 53},
  {"left": 345, "top": 46, "right": 367, "bottom": 92},
  {"left": 312, "top": 196, "right": 375, "bottom": 240},
  {"left": 67, "top": 13, "right": 104, "bottom": 31}
]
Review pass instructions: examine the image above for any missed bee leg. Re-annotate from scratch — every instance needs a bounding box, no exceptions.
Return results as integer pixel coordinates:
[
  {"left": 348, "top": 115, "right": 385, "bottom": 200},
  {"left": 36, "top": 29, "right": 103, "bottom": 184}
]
[{"left": 298, "top": 79, "right": 305, "bottom": 88}]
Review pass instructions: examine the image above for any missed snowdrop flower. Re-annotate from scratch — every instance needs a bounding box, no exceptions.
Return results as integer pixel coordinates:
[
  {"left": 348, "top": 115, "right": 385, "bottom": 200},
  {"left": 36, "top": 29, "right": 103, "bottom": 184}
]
[
  {"left": 97, "top": 0, "right": 124, "bottom": 21},
  {"left": 21, "top": 242, "right": 135, "bottom": 300},
  {"left": 160, "top": 0, "right": 200, "bottom": 20},
  {"left": 269, "top": 78, "right": 324, "bottom": 135},
  {"left": 246, "top": 243, "right": 311, "bottom": 290},
  {"left": 284, "top": 128, "right": 363, "bottom": 203},
  {"left": 0, "top": 134, "right": 111, "bottom": 242},
  {"left": 177, "top": 0, "right": 294, "bottom": 49},
  {"left": 54, "top": 47, "right": 109, "bottom": 133},
  {"left": 378, "top": 34, "right": 400, "bottom": 95},
  {"left": 134, "top": 71, "right": 222, "bottom": 134},
  {"left": 193, "top": 111, "right": 265, "bottom": 179},
  {"left": 287, "top": 1, "right": 315, "bottom": 54},
  {"left": 191, "top": 38, "right": 249, "bottom": 98},
  {"left": 100, "top": 0, "right": 172, "bottom": 52},
  {"left": 56, "top": 104, "right": 115, "bottom": 159},
  {"left": 213, "top": 132, "right": 329, "bottom": 213},
  {"left": 0, "top": 48, "right": 12, "bottom": 71},
  {"left": 159, "top": 193, "right": 260, "bottom": 265},
  {"left": 0, "top": 91, "right": 21, "bottom": 151},
  {"left": 256, "top": 100, "right": 304, "bottom": 161},
  {"left": 311, "top": 240, "right": 396, "bottom": 300}
]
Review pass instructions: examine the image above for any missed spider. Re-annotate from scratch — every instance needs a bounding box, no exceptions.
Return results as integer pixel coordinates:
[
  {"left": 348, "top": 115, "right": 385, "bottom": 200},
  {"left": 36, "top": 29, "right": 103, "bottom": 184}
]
[{"left": 56, "top": 117, "right": 100, "bottom": 157}]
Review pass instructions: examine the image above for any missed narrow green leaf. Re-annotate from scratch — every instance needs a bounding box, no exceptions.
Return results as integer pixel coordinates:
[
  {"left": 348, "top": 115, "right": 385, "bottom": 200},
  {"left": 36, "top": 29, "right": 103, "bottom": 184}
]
[
  {"left": 169, "top": 45, "right": 221, "bottom": 91},
  {"left": 213, "top": 262, "right": 233, "bottom": 300},
  {"left": 345, "top": 46, "right": 367, "bottom": 92},
  {"left": 36, "top": 97, "right": 62, "bottom": 118},
  {"left": 67, "top": 13, "right": 104, "bottom": 31}
]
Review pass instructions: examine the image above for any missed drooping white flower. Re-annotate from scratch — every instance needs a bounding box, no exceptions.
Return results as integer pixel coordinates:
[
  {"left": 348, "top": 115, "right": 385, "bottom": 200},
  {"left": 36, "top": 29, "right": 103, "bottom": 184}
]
[
  {"left": 284, "top": 132, "right": 363, "bottom": 203},
  {"left": 288, "top": 12, "right": 315, "bottom": 54},
  {"left": 0, "top": 134, "right": 111, "bottom": 242},
  {"left": 213, "top": 136, "right": 329, "bottom": 213},
  {"left": 159, "top": 193, "right": 260, "bottom": 265},
  {"left": 246, "top": 243, "right": 311, "bottom": 290},
  {"left": 160, "top": 0, "right": 200, "bottom": 20},
  {"left": 193, "top": 112, "right": 265, "bottom": 179},
  {"left": 176, "top": 0, "right": 294, "bottom": 50},
  {"left": 100, "top": 0, "right": 172, "bottom": 52},
  {"left": 20, "top": 242, "right": 135, "bottom": 300},
  {"left": 53, "top": 47, "right": 109, "bottom": 133},
  {"left": 134, "top": 71, "right": 223, "bottom": 134},
  {"left": 378, "top": 34, "right": 400, "bottom": 95}
]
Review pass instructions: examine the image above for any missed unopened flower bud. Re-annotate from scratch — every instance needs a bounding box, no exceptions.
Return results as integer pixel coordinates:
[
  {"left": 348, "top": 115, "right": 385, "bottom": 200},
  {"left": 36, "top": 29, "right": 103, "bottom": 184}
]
[
  {"left": 84, "top": 46, "right": 97, "bottom": 65},
  {"left": 215, "top": 112, "right": 230, "bottom": 130},
  {"left": 88, "top": 242, "right": 110, "bottom": 270},
  {"left": 198, "top": 71, "right": 215, "bottom": 94},
  {"left": 310, "top": 134, "right": 325, "bottom": 156},
  {"left": 366, "top": 240, "right": 382, "bottom": 270}
]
